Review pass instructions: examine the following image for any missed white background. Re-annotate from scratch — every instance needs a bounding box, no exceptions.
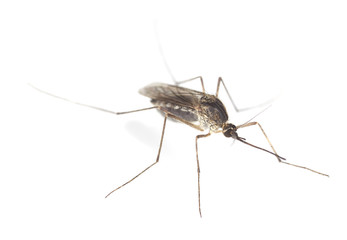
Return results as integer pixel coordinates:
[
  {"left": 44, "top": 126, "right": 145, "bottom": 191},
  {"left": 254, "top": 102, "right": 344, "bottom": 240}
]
[{"left": 1, "top": 0, "right": 346, "bottom": 239}]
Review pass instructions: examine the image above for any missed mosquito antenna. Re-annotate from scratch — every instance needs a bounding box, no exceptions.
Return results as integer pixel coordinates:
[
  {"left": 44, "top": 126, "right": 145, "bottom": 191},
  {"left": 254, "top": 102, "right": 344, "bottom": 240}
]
[
  {"left": 153, "top": 21, "right": 177, "bottom": 84},
  {"left": 237, "top": 105, "right": 272, "bottom": 129},
  {"left": 28, "top": 83, "right": 119, "bottom": 115},
  {"left": 237, "top": 137, "right": 286, "bottom": 161}
]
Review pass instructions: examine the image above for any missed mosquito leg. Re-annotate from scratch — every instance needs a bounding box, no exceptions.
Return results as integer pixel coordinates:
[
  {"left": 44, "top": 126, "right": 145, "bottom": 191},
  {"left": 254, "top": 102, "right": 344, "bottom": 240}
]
[
  {"left": 215, "top": 77, "right": 241, "bottom": 112},
  {"left": 215, "top": 77, "right": 277, "bottom": 112},
  {"left": 195, "top": 132, "right": 211, "bottom": 218},
  {"left": 155, "top": 30, "right": 205, "bottom": 92},
  {"left": 154, "top": 22, "right": 206, "bottom": 93},
  {"left": 154, "top": 21, "right": 177, "bottom": 84},
  {"left": 237, "top": 121, "right": 280, "bottom": 162},
  {"left": 105, "top": 114, "right": 168, "bottom": 198},
  {"left": 237, "top": 121, "right": 329, "bottom": 177},
  {"left": 175, "top": 76, "right": 206, "bottom": 93},
  {"left": 119, "top": 106, "right": 204, "bottom": 131},
  {"left": 116, "top": 106, "right": 159, "bottom": 115},
  {"left": 29, "top": 83, "right": 159, "bottom": 116},
  {"left": 29, "top": 83, "right": 122, "bottom": 115}
]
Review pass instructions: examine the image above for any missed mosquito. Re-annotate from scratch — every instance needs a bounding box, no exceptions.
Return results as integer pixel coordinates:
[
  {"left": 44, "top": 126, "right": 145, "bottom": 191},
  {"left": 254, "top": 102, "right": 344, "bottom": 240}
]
[
  {"left": 30, "top": 75, "right": 329, "bottom": 218},
  {"left": 104, "top": 76, "right": 329, "bottom": 217},
  {"left": 29, "top": 24, "right": 329, "bottom": 217}
]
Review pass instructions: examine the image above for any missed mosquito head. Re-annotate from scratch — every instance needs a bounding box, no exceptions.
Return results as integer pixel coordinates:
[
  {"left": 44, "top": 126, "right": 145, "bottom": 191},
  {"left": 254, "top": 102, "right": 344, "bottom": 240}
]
[{"left": 222, "top": 123, "right": 240, "bottom": 139}]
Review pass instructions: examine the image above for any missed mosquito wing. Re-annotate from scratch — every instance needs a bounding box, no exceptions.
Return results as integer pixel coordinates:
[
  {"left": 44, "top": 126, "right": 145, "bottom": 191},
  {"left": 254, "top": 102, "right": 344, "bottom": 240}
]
[
  {"left": 139, "top": 83, "right": 207, "bottom": 126},
  {"left": 139, "top": 83, "right": 204, "bottom": 109}
]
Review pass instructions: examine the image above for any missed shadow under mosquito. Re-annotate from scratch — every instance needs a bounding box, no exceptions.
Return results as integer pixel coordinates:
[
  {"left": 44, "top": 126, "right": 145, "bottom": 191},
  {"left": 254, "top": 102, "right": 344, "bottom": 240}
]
[{"left": 124, "top": 121, "right": 161, "bottom": 148}]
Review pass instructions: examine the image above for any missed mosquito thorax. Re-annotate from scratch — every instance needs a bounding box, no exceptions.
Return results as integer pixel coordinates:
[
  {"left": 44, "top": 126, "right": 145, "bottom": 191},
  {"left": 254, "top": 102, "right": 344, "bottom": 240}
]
[
  {"left": 199, "top": 94, "right": 229, "bottom": 128},
  {"left": 222, "top": 123, "right": 238, "bottom": 139}
]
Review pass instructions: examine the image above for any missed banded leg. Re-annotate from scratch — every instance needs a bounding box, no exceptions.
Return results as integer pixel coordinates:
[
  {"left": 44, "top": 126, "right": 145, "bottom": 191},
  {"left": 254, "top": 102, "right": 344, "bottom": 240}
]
[
  {"left": 237, "top": 121, "right": 329, "bottom": 177},
  {"left": 105, "top": 114, "right": 168, "bottom": 198},
  {"left": 195, "top": 132, "right": 211, "bottom": 218}
]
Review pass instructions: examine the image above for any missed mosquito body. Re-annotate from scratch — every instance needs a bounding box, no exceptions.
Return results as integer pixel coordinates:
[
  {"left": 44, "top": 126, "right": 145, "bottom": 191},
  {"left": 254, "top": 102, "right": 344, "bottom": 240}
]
[{"left": 142, "top": 83, "right": 227, "bottom": 132}]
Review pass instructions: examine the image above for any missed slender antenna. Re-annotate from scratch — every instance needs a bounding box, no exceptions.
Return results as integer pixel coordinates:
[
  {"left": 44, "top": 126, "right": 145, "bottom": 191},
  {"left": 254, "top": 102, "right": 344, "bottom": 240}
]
[{"left": 153, "top": 21, "right": 177, "bottom": 84}]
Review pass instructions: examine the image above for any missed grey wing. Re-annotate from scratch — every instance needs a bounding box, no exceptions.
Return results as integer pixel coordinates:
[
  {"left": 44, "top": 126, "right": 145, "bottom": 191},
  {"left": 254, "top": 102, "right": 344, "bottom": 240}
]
[
  {"left": 139, "top": 83, "right": 206, "bottom": 129},
  {"left": 139, "top": 83, "right": 203, "bottom": 108}
]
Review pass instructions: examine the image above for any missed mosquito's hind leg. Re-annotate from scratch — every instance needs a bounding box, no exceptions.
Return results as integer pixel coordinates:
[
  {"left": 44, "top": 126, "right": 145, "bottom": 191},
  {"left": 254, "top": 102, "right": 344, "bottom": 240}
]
[
  {"left": 237, "top": 121, "right": 329, "bottom": 177},
  {"left": 29, "top": 84, "right": 160, "bottom": 116},
  {"left": 154, "top": 23, "right": 206, "bottom": 93},
  {"left": 116, "top": 106, "right": 159, "bottom": 115},
  {"left": 195, "top": 132, "right": 211, "bottom": 218},
  {"left": 105, "top": 114, "right": 168, "bottom": 198}
]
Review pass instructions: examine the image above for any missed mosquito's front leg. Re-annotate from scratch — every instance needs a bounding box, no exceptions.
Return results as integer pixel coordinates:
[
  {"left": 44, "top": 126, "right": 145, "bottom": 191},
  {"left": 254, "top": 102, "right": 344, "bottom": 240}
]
[
  {"left": 237, "top": 121, "right": 329, "bottom": 177},
  {"left": 237, "top": 121, "right": 281, "bottom": 162}
]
